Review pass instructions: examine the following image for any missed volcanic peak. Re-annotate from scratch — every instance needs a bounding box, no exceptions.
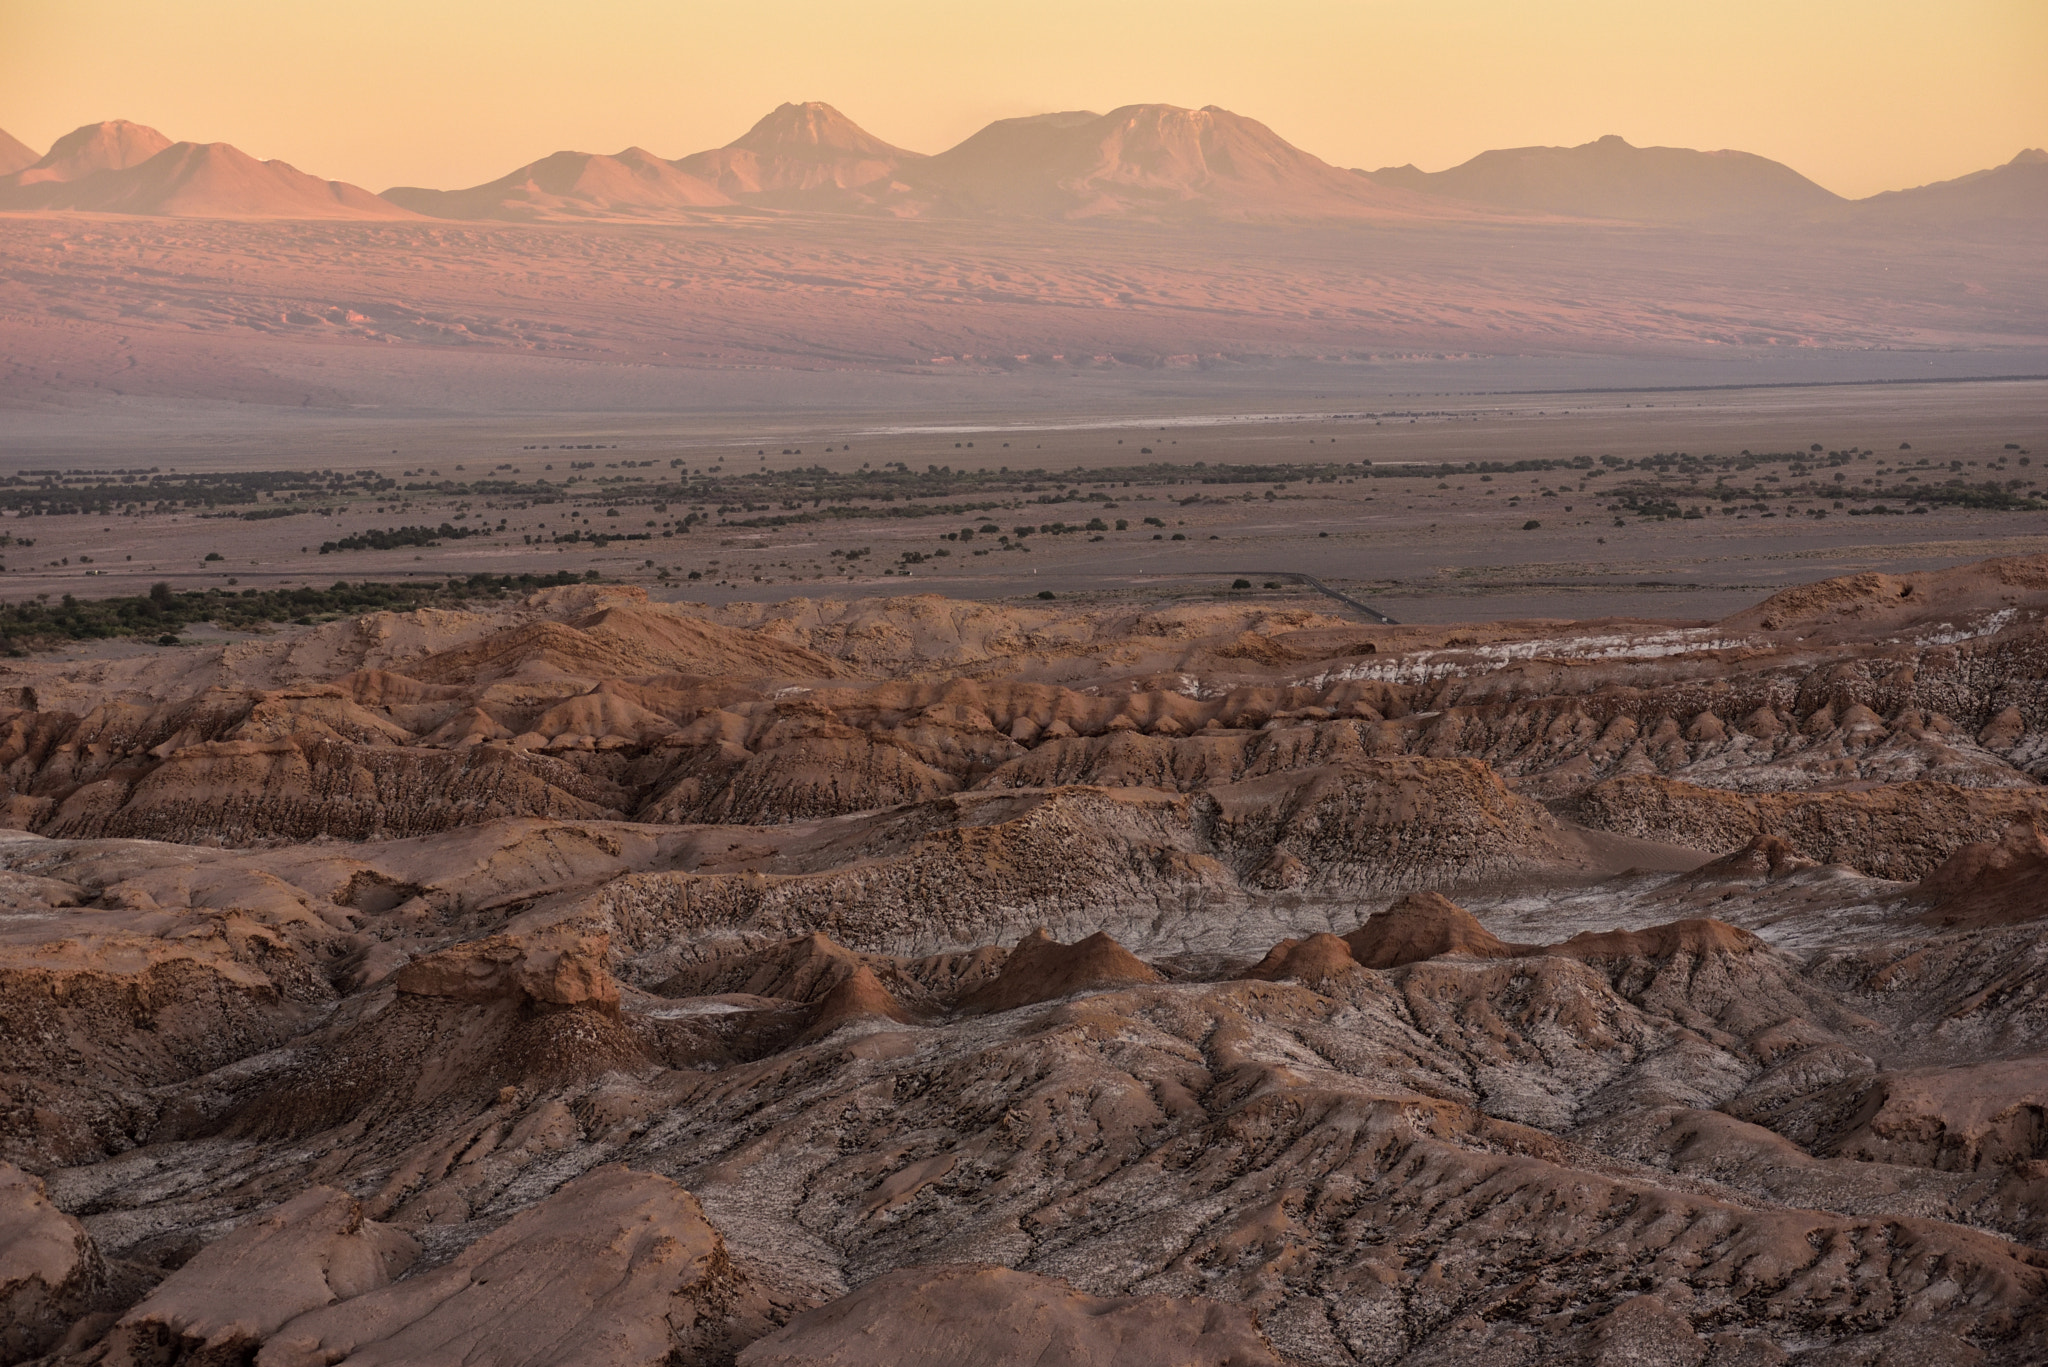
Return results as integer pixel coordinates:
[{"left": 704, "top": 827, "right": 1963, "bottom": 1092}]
[
  {"left": 8, "top": 119, "right": 173, "bottom": 184},
  {"left": 914, "top": 101, "right": 1423, "bottom": 219},
  {"left": 0, "top": 128, "right": 37, "bottom": 177},
  {"left": 725, "top": 101, "right": 921, "bottom": 162}
]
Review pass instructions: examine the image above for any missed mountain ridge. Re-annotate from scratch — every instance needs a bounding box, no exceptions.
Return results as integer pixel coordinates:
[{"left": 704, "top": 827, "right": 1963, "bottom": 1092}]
[
  {"left": 8, "top": 118, "right": 174, "bottom": 185},
  {"left": 1850, "top": 146, "right": 2048, "bottom": 224},
  {"left": 0, "top": 126, "right": 415, "bottom": 220},
  {"left": 906, "top": 102, "right": 1456, "bottom": 220},
  {"left": 673, "top": 100, "right": 923, "bottom": 211},
  {"left": 1365, "top": 133, "right": 1844, "bottom": 220},
  {"left": 3, "top": 112, "right": 2039, "bottom": 228},
  {"left": 385, "top": 146, "right": 731, "bottom": 221},
  {"left": 0, "top": 127, "right": 37, "bottom": 176}
]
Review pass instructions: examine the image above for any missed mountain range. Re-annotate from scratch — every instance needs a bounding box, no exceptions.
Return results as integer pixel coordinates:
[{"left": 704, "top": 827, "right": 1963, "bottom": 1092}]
[
  {"left": 1849, "top": 147, "right": 2048, "bottom": 223},
  {"left": 0, "top": 105, "right": 2040, "bottom": 227},
  {"left": 1364, "top": 132, "right": 1843, "bottom": 220},
  {"left": 0, "top": 118, "right": 412, "bottom": 219}
]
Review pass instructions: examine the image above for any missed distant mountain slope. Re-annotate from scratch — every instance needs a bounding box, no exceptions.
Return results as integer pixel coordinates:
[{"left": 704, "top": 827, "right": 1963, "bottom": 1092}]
[
  {"left": 0, "top": 138, "right": 416, "bottom": 219},
  {"left": 0, "top": 128, "right": 37, "bottom": 176},
  {"left": 8, "top": 119, "right": 174, "bottom": 185},
  {"left": 674, "top": 101, "right": 921, "bottom": 211},
  {"left": 1367, "top": 134, "right": 1842, "bottom": 220},
  {"left": 911, "top": 103, "right": 1449, "bottom": 220},
  {"left": 385, "top": 147, "right": 730, "bottom": 220},
  {"left": 1850, "top": 149, "right": 2047, "bottom": 224}
]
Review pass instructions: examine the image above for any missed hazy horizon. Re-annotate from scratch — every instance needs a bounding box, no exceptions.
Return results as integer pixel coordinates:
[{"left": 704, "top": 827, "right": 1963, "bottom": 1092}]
[{"left": 3, "top": 0, "right": 2044, "bottom": 199}]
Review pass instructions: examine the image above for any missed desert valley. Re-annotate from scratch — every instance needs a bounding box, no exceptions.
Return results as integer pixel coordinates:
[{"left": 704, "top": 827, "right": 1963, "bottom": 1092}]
[{"left": 1, "top": 54, "right": 2047, "bottom": 1367}]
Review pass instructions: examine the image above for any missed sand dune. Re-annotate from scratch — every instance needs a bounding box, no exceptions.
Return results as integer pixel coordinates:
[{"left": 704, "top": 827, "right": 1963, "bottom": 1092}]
[
  {"left": 385, "top": 146, "right": 731, "bottom": 220},
  {"left": 0, "top": 128, "right": 37, "bottom": 177},
  {"left": 1367, "top": 133, "right": 1843, "bottom": 220},
  {"left": 0, "top": 133, "right": 416, "bottom": 220}
]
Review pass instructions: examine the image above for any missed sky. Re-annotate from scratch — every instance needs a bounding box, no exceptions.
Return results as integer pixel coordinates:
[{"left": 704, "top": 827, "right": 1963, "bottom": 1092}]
[{"left": 2, "top": 0, "right": 2043, "bottom": 198}]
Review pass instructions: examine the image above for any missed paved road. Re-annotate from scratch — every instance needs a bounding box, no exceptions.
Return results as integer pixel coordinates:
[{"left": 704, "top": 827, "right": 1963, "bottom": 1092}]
[{"left": 1237, "top": 571, "right": 1400, "bottom": 624}]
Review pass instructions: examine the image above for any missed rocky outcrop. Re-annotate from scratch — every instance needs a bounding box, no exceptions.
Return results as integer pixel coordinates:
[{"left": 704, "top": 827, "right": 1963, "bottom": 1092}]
[
  {"left": 255, "top": 1167, "right": 758, "bottom": 1367},
  {"left": 737, "top": 1264, "right": 1284, "bottom": 1367},
  {"left": 396, "top": 928, "right": 621, "bottom": 1014},
  {"left": 8, "top": 565, "right": 2048, "bottom": 1365},
  {"left": 102, "top": 1187, "right": 416, "bottom": 1365},
  {"left": 1342, "top": 890, "right": 1526, "bottom": 968},
  {"left": 1570, "top": 773, "right": 2048, "bottom": 877},
  {"left": 1, "top": 1162, "right": 103, "bottom": 1362},
  {"left": 1246, "top": 931, "right": 1362, "bottom": 986},
  {"left": 0, "top": 560, "right": 2043, "bottom": 846},
  {"left": 959, "top": 929, "right": 1161, "bottom": 1014},
  {"left": 1916, "top": 818, "right": 2048, "bottom": 926}
]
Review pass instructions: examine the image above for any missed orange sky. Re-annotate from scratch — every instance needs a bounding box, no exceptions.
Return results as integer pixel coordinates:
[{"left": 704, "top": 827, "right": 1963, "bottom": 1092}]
[{"left": 2, "top": 0, "right": 2043, "bottom": 198}]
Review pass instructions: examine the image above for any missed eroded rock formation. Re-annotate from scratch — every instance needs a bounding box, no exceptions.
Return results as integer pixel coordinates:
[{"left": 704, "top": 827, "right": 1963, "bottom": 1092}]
[{"left": 3, "top": 558, "right": 2047, "bottom": 1364}]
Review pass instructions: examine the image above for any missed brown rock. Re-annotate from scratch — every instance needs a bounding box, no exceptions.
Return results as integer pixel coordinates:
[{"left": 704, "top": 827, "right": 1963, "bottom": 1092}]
[
  {"left": 1570, "top": 773, "right": 2048, "bottom": 879},
  {"left": 801, "top": 964, "right": 912, "bottom": 1041},
  {"left": 1343, "top": 890, "right": 1526, "bottom": 968},
  {"left": 736, "top": 1264, "right": 1284, "bottom": 1367},
  {"left": 0, "top": 1161, "right": 103, "bottom": 1362},
  {"left": 959, "top": 929, "right": 1161, "bottom": 1013},
  {"left": 1687, "top": 833, "right": 1818, "bottom": 883},
  {"left": 105, "top": 1186, "right": 416, "bottom": 1362},
  {"left": 1246, "top": 931, "right": 1361, "bottom": 985},
  {"left": 1916, "top": 818, "right": 2048, "bottom": 927},
  {"left": 396, "top": 928, "right": 620, "bottom": 1013},
  {"left": 1549, "top": 917, "right": 1762, "bottom": 960},
  {"left": 656, "top": 931, "right": 867, "bottom": 1003},
  {"left": 256, "top": 1166, "right": 746, "bottom": 1367}
]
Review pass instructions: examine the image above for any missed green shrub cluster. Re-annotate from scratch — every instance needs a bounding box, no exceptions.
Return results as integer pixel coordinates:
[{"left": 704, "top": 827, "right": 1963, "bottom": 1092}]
[{"left": 0, "top": 571, "right": 597, "bottom": 649}]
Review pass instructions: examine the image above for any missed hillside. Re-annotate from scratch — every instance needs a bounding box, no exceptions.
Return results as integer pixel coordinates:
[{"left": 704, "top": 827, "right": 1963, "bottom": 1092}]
[
  {"left": 7, "top": 562, "right": 2048, "bottom": 1363},
  {"left": 4, "top": 118, "right": 173, "bottom": 185},
  {"left": 0, "top": 126, "right": 37, "bottom": 176},
  {"left": 1367, "top": 133, "right": 1843, "bottom": 220},
  {"left": 912, "top": 103, "right": 1445, "bottom": 220},
  {"left": 385, "top": 146, "right": 731, "bottom": 220},
  {"left": 0, "top": 138, "right": 415, "bottom": 219},
  {"left": 674, "top": 100, "right": 921, "bottom": 211},
  {"left": 1851, "top": 148, "right": 2048, "bottom": 225}
]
